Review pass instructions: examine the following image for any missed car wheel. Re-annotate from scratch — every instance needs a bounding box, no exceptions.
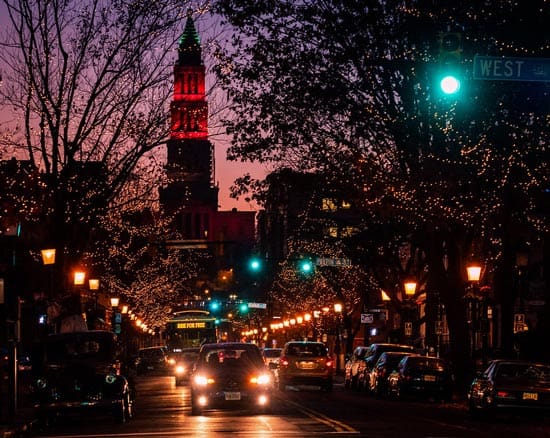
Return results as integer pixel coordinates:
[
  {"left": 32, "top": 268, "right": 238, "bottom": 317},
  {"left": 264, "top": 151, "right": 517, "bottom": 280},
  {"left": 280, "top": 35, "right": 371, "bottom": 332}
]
[
  {"left": 350, "top": 374, "right": 358, "bottom": 389},
  {"left": 344, "top": 375, "right": 351, "bottom": 389},
  {"left": 191, "top": 398, "right": 202, "bottom": 416}
]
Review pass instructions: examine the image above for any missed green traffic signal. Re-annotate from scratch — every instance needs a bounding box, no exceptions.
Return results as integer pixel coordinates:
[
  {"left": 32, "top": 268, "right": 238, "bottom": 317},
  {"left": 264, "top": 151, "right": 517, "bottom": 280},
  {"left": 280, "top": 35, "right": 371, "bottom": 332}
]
[
  {"left": 239, "top": 303, "right": 249, "bottom": 313},
  {"left": 298, "top": 258, "right": 314, "bottom": 275},
  {"left": 209, "top": 301, "right": 220, "bottom": 312},
  {"left": 440, "top": 75, "right": 461, "bottom": 94},
  {"left": 248, "top": 256, "right": 262, "bottom": 272}
]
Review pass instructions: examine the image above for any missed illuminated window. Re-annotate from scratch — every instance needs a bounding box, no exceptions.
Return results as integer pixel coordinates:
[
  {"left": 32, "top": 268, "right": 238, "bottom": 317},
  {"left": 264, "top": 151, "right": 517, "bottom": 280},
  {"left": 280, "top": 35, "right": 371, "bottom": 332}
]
[
  {"left": 341, "top": 201, "right": 351, "bottom": 209},
  {"left": 322, "top": 198, "right": 337, "bottom": 212}
]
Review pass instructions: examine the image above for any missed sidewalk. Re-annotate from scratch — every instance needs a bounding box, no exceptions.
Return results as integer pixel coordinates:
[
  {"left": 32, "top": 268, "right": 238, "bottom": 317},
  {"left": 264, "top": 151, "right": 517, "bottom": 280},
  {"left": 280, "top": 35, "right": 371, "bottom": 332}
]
[{"left": 0, "top": 374, "right": 36, "bottom": 437}]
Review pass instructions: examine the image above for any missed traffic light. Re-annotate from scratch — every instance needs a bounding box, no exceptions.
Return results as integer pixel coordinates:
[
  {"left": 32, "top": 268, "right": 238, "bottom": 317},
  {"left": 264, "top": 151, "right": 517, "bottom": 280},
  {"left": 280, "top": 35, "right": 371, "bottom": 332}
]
[
  {"left": 437, "top": 32, "right": 462, "bottom": 96},
  {"left": 209, "top": 301, "right": 220, "bottom": 312},
  {"left": 248, "top": 256, "right": 263, "bottom": 273},
  {"left": 239, "top": 302, "right": 249, "bottom": 314},
  {"left": 297, "top": 258, "right": 314, "bottom": 275}
]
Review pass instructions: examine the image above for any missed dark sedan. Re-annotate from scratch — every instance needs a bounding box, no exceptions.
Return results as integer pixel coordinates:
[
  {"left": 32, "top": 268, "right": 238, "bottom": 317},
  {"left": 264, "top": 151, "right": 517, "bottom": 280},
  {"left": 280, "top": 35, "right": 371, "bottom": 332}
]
[
  {"left": 387, "top": 355, "right": 453, "bottom": 402},
  {"left": 368, "top": 351, "right": 411, "bottom": 396},
  {"left": 190, "top": 342, "right": 272, "bottom": 415},
  {"left": 468, "top": 359, "right": 550, "bottom": 418},
  {"left": 31, "top": 330, "right": 134, "bottom": 424}
]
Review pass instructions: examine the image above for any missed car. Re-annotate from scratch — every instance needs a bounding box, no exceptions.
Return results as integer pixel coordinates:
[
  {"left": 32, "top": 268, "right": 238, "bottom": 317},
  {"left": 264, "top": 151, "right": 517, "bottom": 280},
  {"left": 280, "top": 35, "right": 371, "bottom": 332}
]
[
  {"left": 468, "top": 359, "right": 550, "bottom": 418},
  {"left": 30, "top": 330, "right": 134, "bottom": 424},
  {"left": 344, "top": 346, "right": 369, "bottom": 389},
  {"left": 367, "top": 351, "right": 412, "bottom": 396},
  {"left": 356, "top": 343, "right": 415, "bottom": 391},
  {"left": 278, "top": 341, "right": 334, "bottom": 392},
  {"left": 170, "top": 348, "right": 200, "bottom": 385},
  {"left": 387, "top": 355, "right": 453, "bottom": 402},
  {"left": 262, "top": 348, "right": 282, "bottom": 371},
  {"left": 190, "top": 342, "right": 272, "bottom": 415},
  {"left": 135, "top": 346, "right": 169, "bottom": 375}
]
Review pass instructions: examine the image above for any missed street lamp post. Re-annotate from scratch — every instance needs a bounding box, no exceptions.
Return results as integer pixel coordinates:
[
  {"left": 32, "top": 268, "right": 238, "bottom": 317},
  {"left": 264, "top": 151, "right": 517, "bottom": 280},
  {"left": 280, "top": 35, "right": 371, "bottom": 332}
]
[
  {"left": 465, "top": 263, "right": 484, "bottom": 366},
  {"left": 334, "top": 302, "right": 344, "bottom": 372},
  {"left": 403, "top": 280, "right": 417, "bottom": 345}
]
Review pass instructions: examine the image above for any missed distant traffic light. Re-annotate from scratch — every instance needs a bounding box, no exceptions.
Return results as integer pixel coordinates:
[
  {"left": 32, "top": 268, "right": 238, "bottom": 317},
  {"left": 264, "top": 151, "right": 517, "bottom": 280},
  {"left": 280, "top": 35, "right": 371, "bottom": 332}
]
[
  {"left": 437, "top": 32, "right": 462, "bottom": 96},
  {"left": 248, "top": 256, "right": 263, "bottom": 273},
  {"left": 239, "top": 302, "right": 249, "bottom": 313},
  {"left": 209, "top": 301, "right": 220, "bottom": 312},
  {"left": 297, "top": 258, "right": 314, "bottom": 275}
]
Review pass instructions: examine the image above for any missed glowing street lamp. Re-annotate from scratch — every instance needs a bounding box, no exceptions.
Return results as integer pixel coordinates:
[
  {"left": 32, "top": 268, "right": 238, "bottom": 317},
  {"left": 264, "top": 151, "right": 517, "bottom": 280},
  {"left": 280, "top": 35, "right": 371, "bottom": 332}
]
[
  {"left": 404, "top": 281, "right": 417, "bottom": 297},
  {"left": 73, "top": 271, "right": 86, "bottom": 286},
  {"left": 41, "top": 248, "right": 56, "bottom": 265},
  {"left": 466, "top": 264, "right": 482, "bottom": 282}
]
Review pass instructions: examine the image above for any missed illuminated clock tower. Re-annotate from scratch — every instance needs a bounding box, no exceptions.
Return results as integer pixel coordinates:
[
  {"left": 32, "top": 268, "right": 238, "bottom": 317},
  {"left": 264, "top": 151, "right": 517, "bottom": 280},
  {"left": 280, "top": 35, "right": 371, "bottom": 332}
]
[{"left": 160, "top": 14, "right": 219, "bottom": 239}]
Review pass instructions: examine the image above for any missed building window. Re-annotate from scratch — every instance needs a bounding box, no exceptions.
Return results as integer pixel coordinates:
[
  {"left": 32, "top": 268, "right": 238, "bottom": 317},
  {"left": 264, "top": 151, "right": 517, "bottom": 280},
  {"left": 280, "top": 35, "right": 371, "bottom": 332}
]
[{"left": 322, "top": 198, "right": 337, "bottom": 212}]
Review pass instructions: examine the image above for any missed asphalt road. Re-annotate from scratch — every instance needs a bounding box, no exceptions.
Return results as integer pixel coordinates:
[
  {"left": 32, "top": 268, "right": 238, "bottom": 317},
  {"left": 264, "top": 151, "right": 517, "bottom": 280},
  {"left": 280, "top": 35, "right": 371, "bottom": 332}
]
[{"left": 28, "top": 375, "right": 550, "bottom": 437}]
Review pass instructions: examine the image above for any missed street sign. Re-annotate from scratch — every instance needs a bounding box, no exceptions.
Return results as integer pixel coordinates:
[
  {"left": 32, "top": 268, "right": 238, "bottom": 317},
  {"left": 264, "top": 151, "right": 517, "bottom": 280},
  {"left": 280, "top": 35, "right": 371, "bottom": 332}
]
[
  {"left": 316, "top": 257, "right": 352, "bottom": 267},
  {"left": 361, "top": 313, "right": 374, "bottom": 324},
  {"left": 473, "top": 56, "right": 550, "bottom": 82},
  {"left": 248, "top": 302, "right": 267, "bottom": 309}
]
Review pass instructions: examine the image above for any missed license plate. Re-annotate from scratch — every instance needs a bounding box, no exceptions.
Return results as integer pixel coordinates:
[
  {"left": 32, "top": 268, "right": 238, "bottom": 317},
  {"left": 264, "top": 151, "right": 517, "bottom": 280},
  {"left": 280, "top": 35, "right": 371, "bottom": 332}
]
[
  {"left": 424, "top": 375, "right": 436, "bottom": 382},
  {"left": 298, "top": 361, "right": 316, "bottom": 369},
  {"left": 523, "top": 392, "right": 538, "bottom": 401},
  {"left": 224, "top": 392, "right": 241, "bottom": 401}
]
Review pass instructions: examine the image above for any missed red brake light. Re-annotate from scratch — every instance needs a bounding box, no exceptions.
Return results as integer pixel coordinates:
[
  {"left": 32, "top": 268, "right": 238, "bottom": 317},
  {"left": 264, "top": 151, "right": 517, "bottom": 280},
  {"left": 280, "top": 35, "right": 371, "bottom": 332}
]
[
  {"left": 280, "top": 356, "right": 289, "bottom": 367},
  {"left": 326, "top": 359, "right": 334, "bottom": 368}
]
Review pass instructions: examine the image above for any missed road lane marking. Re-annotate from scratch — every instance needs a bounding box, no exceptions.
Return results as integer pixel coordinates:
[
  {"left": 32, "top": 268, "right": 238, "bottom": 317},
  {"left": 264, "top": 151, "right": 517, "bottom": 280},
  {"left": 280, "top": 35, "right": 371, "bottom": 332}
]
[{"left": 283, "top": 399, "right": 359, "bottom": 434}]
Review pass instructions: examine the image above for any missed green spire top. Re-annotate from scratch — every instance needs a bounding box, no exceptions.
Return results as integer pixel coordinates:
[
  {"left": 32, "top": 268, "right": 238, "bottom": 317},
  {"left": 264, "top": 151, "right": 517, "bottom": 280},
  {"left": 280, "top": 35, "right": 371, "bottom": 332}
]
[{"left": 178, "top": 11, "right": 202, "bottom": 66}]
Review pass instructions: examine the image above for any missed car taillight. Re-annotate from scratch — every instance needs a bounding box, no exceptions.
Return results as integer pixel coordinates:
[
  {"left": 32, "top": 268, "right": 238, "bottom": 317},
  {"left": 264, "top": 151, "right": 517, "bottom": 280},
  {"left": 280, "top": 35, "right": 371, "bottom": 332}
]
[
  {"left": 280, "top": 356, "right": 289, "bottom": 367},
  {"left": 326, "top": 359, "right": 334, "bottom": 368},
  {"left": 496, "top": 390, "right": 514, "bottom": 399}
]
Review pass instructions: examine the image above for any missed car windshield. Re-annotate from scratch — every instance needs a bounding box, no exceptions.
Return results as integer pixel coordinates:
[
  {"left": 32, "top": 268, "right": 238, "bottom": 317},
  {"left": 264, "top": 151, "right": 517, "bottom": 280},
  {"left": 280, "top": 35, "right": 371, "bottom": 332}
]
[
  {"left": 287, "top": 343, "right": 327, "bottom": 357},
  {"left": 200, "top": 346, "right": 264, "bottom": 368},
  {"left": 43, "top": 333, "right": 115, "bottom": 363},
  {"left": 263, "top": 349, "right": 281, "bottom": 358},
  {"left": 407, "top": 357, "right": 447, "bottom": 371},
  {"left": 496, "top": 363, "right": 550, "bottom": 381}
]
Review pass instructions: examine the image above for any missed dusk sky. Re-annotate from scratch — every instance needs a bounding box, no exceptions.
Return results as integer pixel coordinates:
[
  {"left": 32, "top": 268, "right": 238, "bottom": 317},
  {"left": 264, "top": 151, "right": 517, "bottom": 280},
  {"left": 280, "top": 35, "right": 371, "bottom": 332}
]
[{"left": 0, "top": 5, "right": 265, "bottom": 213}]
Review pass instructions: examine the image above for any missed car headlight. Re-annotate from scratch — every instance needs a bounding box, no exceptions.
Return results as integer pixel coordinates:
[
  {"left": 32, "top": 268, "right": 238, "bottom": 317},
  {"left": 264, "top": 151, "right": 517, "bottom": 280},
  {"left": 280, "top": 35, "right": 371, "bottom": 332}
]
[
  {"left": 175, "top": 365, "right": 185, "bottom": 375},
  {"left": 168, "top": 358, "right": 176, "bottom": 365},
  {"left": 250, "top": 374, "right": 271, "bottom": 385},
  {"left": 194, "top": 375, "right": 215, "bottom": 386}
]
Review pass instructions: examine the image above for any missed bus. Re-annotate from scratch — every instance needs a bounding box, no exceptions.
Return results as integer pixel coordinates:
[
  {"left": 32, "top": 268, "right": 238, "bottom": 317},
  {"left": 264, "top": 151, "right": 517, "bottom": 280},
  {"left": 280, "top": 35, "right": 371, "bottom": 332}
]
[{"left": 164, "top": 310, "right": 218, "bottom": 352}]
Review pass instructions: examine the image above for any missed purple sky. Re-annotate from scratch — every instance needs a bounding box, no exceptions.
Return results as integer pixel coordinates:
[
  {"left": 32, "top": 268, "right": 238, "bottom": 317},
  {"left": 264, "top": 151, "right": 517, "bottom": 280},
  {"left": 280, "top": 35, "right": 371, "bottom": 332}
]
[{"left": 0, "top": 5, "right": 264, "bottom": 213}]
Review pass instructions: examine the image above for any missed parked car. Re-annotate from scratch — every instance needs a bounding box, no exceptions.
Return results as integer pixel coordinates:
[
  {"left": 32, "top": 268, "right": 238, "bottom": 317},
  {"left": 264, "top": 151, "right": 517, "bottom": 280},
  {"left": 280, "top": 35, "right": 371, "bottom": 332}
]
[
  {"left": 387, "top": 355, "right": 453, "bottom": 402},
  {"left": 135, "top": 346, "right": 169, "bottom": 375},
  {"left": 278, "top": 341, "right": 334, "bottom": 392},
  {"left": 344, "top": 346, "right": 369, "bottom": 389},
  {"left": 367, "top": 351, "right": 412, "bottom": 396},
  {"left": 31, "top": 330, "right": 134, "bottom": 424},
  {"left": 262, "top": 348, "right": 282, "bottom": 370},
  {"left": 170, "top": 348, "right": 200, "bottom": 386},
  {"left": 356, "top": 343, "right": 415, "bottom": 391},
  {"left": 190, "top": 342, "right": 272, "bottom": 415},
  {"left": 468, "top": 359, "right": 550, "bottom": 418}
]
